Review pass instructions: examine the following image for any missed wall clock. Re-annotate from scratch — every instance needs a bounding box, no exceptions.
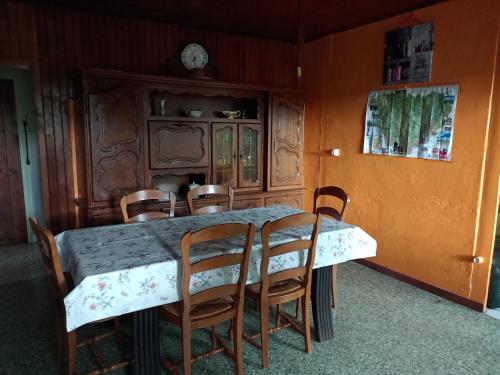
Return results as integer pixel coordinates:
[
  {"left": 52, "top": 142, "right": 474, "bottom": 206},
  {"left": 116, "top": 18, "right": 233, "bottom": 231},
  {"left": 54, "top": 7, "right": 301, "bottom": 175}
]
[{"left": 180, "top": 43, "right": 209, "bottom": 70}]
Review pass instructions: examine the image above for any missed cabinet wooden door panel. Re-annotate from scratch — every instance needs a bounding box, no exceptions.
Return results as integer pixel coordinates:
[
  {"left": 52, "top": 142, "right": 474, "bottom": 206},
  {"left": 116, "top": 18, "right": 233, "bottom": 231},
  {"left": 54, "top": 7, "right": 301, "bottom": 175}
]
[
  {"left": 212, "top": 123, "right": 237, "bottom": 187},
  {"left": 88, "top": 83, "right": 143, "bottom": 202},
  {"left": 269, "top": 95, "right": 304, "bottom": 189},
  {"left": 149, "top": 121, "right": 209, "bottom": 169},
  {"left": 265, "top": 194, "right": 304, "bottom": 209}
]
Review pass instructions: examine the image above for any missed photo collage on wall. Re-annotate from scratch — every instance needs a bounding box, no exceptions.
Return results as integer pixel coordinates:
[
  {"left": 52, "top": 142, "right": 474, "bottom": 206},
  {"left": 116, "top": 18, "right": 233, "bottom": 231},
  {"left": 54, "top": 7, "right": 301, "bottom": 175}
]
[
  {"left": 383, "top": 22, "right": 434, "bottom": 84},
  {"left": 363, "top": 85, "right": 458, "bottom": 161}
]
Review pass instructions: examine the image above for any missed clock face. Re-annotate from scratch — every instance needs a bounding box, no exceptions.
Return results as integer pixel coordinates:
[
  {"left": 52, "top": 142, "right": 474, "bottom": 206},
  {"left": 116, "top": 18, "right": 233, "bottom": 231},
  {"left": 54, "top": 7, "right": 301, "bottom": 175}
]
[{"left": 181, "top": 43, "right": 208, "bottom": 70}]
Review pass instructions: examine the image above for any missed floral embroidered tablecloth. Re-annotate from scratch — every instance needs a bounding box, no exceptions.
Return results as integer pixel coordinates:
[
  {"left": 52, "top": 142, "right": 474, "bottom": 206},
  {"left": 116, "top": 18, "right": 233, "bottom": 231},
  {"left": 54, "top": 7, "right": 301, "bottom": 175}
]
[{"left": 55, "top": 205, "right": 376, "bottom": 331}]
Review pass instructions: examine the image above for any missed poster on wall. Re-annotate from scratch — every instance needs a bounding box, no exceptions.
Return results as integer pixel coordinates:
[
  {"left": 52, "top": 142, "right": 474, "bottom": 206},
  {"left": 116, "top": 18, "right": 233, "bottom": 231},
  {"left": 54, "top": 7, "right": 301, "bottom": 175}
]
[
  {"left": 383, "top": 22, "right": 434, "bottom": 84},
  {"left": 363, "top": 85, "right": 459, "bottom": 161}
]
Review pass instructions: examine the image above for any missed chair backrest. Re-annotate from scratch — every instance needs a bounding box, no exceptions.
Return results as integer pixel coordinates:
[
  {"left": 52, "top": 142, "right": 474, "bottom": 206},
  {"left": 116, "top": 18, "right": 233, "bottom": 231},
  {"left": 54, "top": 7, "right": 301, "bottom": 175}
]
[
  {"left": 260, "top": 213, "right": 321, "bottom": 294},
  {"left": 187, "top": 184, "right": 234, "bottom": 215},
  {"left": 180, "top": 223, "right": 256, "bottom": 316},
  {"left": 120, "top": 189, "right": 176, "bottom": 223},
  {"left": 29, "top": 218, "right": 68, "bottom": 303},
  {"left": 313, "top": 186, "right": 350, "bottom": 221}
]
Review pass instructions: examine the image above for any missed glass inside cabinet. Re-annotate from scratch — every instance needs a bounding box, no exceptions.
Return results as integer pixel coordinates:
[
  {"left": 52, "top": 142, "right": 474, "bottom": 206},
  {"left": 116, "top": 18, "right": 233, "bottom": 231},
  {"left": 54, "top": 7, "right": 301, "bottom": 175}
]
[
  {"left": 238, "top": 124, "right": 261, "bottom": 188},
  {"left": 212, "top": 124, "right": 237, "bottom": 186}
]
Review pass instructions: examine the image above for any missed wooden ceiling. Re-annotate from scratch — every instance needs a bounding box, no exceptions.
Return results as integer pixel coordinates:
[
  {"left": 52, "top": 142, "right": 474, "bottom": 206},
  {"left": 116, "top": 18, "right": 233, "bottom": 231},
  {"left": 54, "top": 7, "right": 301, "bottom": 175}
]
[{"left": 39, "top": 0, "right": 448, "bottom": 42}]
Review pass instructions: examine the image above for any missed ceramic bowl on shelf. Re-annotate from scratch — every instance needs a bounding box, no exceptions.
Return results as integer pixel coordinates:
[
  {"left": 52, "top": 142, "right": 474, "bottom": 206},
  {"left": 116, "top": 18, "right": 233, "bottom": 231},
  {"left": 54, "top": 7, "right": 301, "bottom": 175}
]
[
  {"left": 185, "top": 109, "right": 203, "bottom": 117},
  {"left": 221, "top": 110, "right": 241, "bottom": 119}
]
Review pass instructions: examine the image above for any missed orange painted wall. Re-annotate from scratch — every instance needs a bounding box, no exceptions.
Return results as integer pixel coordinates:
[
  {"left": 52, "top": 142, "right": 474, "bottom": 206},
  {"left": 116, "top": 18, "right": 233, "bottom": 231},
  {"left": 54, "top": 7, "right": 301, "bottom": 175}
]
[{"left": 303, "top": 0, "right": 500, "bottom": 304}]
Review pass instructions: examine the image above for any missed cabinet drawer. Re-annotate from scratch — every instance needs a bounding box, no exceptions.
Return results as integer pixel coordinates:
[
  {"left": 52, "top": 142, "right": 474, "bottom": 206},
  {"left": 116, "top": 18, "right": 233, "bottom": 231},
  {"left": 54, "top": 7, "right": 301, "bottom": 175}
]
[
  {"left": 233, "top": 198, "right": 264, "bottom": 210},
  {"left": 265, "top": 194, "right": 304, "bottom": 209}
]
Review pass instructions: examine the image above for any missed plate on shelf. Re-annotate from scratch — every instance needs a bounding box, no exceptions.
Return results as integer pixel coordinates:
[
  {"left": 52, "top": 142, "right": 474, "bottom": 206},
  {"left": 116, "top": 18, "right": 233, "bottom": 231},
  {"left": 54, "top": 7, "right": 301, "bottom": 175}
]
[
  {"left": 185, "top": 109, "right": 203, "bottom": 118},
  {"left": 221, "top": 110, "right": 241, "bottom": 119}
]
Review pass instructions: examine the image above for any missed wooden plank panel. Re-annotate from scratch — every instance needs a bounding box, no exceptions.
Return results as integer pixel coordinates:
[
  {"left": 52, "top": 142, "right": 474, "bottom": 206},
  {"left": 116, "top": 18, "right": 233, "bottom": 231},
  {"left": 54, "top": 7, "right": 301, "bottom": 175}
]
[
  {"left": 6, "top": 2, "right": 20, "bottom": 61},
  {"left": 57, "top": 9, "right": 76, "bottom": 228},
  {"left": 46, "top": 6, "right": 69, "bottom": 230},
  {"left": 12, "top": 2, "right": 28, "bottom": 61},
  {"left": 0, "top": 82, "right": 15, "bottom": 243},
  {"left": 36, "top": 5, "right": 61, "bottom": 231}
]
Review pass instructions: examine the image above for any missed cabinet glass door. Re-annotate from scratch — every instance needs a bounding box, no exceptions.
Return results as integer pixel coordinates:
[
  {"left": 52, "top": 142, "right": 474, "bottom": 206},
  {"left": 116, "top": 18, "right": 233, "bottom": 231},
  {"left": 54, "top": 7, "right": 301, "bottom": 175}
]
[
  {"left": 238, "top": 123, "right": 262, "bottom": 188},
  {"left": 212, "top": 123, "right": 237, "bottom": 187}
]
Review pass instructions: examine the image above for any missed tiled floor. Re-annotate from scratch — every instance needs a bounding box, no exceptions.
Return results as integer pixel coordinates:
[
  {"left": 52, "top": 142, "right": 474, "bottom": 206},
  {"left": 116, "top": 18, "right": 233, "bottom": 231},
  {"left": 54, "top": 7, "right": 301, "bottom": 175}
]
[
  {"left": 0, "top": 243, "right": 45, "bottom": 285},
  {"left": 1, "top": 243, "right": 500, "bottom": 374}
]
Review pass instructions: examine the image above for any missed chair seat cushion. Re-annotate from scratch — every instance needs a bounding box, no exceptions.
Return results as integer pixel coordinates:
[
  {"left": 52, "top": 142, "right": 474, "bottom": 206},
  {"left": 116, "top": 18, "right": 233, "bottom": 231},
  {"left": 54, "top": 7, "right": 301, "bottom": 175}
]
[
  {"left": 247, "top": 278, "right": 302, "bottom": 297},
  {"left": 161, "top": 297, "right": 233, "bottom": 320}
]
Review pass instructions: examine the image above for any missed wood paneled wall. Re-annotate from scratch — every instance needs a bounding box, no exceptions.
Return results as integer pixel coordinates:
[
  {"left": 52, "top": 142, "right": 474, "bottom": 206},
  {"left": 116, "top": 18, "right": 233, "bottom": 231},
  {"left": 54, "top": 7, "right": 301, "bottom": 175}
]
[
  {"left": 0, "top": 1, "right": 36, "bottom": 64},
  {"left": 1, "top": 1, "right": 297, "bottom": 233}
]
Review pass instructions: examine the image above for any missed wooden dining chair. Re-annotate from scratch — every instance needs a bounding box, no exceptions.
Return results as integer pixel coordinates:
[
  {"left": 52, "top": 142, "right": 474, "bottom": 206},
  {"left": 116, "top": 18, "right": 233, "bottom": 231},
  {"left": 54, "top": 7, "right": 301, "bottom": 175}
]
[
  {"left": 159, "top": 222, "right": 256, "bottom": 375},
  {"left": 120, "top": 189, "right": 176, "bottom": 223},
  {"left": 313, "top": 186, "right": 350, "bottom": 308},
  {"left": 244, "top": 213, "right": 321, "bottom": 369},
  {"left": 29, "top": 218, "right": 128, "bottom": 375},
  {"left": 187, "top": 184, "right": 234, "bottom": 215},
  {"left": 313, "top": 186, "right": 350, "bottom": 221}
]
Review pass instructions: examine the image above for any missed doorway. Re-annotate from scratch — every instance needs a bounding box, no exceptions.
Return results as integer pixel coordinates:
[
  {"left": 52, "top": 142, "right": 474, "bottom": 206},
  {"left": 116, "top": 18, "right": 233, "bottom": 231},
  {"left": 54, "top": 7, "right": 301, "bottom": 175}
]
[
  {"left": 0, "top": 80, "right": 26, "bottom": 245},
  {"left": 486, "top": 207, "right": 500, "bottom": 315},
  {"left": 0, "top": 68, "right": 44, "bottom": 245}
]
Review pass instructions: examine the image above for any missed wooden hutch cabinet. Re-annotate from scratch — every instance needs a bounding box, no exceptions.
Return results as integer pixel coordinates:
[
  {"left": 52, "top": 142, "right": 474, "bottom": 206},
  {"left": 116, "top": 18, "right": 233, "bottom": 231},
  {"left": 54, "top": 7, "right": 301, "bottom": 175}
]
[{"left": 76, "top": 69, "right": 305, "bottom": 225}]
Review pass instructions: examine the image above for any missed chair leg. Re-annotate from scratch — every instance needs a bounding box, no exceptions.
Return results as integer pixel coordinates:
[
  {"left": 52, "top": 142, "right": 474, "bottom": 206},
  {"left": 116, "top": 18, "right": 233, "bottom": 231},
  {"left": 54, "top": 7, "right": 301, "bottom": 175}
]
[
  {"left": 332, "top": 264, "right": 338, "bottom": 308},
  {"left": 211, "top": 326, "right": 217, "bottom": 349},
  {"left": 233, "top": 317, "right": 243, "bottom": 375},
  {"left": 55, "top": 320, "right": 64, "bottom": 369},
  {"left": 66, "top": 331, "right": 77, "bottom": 375},
  {"left": 227, "top": 320, "right": 233, "bottom": 340},
  {"left": 260, "top": 301, "right": 269, "bottom": 369},
  {"left": 114, "top": 318, "right": 124, "bottom": 345},
  {"left": 182, "top": 323, "right": 192, "bottom": 375},
  {"left": 295, "top": 299, "right": 301, "bottom": 319},
  {"left": 301, "top": 295, "right": 312, "bottom": 353},
  {"left": 275, "top": 304, "right": 281, "bottom": 326}
]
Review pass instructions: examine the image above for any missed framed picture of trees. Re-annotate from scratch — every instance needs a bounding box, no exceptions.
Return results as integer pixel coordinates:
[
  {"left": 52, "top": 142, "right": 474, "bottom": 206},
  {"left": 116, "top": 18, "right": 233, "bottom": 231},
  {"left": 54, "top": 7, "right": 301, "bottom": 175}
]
[{"left": 363, "top": 85, "right": 458, "bottom": 161}]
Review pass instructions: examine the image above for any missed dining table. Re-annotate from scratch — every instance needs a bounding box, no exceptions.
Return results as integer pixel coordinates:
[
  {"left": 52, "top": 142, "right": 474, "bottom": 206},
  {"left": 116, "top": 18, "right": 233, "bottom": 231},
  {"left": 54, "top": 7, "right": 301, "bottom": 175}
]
[{"left": 55, "top": 205, "right": 376, "bottom": 375}]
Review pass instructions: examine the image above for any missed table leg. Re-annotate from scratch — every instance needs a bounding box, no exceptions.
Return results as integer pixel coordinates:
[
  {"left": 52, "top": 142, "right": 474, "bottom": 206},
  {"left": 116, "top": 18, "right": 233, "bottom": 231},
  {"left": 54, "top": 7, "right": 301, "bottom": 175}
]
[
  {"left": 311, "top": 266, "right": 334, "bottom": 342},
  {"left": 332, "top": 264, "right": 338, "bottom": 308},
  {"left": 133, "top": 308, "right": 161, "bottom": 375}
]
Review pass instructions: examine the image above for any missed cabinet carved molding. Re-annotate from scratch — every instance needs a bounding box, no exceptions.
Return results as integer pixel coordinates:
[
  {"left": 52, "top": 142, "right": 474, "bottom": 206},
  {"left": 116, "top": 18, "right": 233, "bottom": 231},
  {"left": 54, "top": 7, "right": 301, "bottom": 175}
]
[
  {"left": 95, "top": 90, "right": 139, "bottom": 152},
  {"left": 274, "top": 105, "right": 302, "bottom": 149},
  {"left": 149, "top": 121, "right": 209, "bottom": 169},
  {"left": 274, "top": 148, "right": 301, "bottom": 183},
  {"left": 97, "top": 151, "right": 141, "bottom": 199}
]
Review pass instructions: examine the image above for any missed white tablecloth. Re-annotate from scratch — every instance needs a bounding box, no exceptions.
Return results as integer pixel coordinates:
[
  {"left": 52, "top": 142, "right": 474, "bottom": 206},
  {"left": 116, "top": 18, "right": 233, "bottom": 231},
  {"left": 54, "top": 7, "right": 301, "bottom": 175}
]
[{"left": 56, "top": 205, "right": 376, "bottom": 331}]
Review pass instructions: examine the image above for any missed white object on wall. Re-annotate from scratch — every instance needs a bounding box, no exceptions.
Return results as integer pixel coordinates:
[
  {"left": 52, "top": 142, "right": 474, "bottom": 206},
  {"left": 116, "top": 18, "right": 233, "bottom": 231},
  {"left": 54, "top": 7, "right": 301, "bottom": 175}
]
[{"left": 331, "top": 148, "right": 341, "bottom": 157}]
